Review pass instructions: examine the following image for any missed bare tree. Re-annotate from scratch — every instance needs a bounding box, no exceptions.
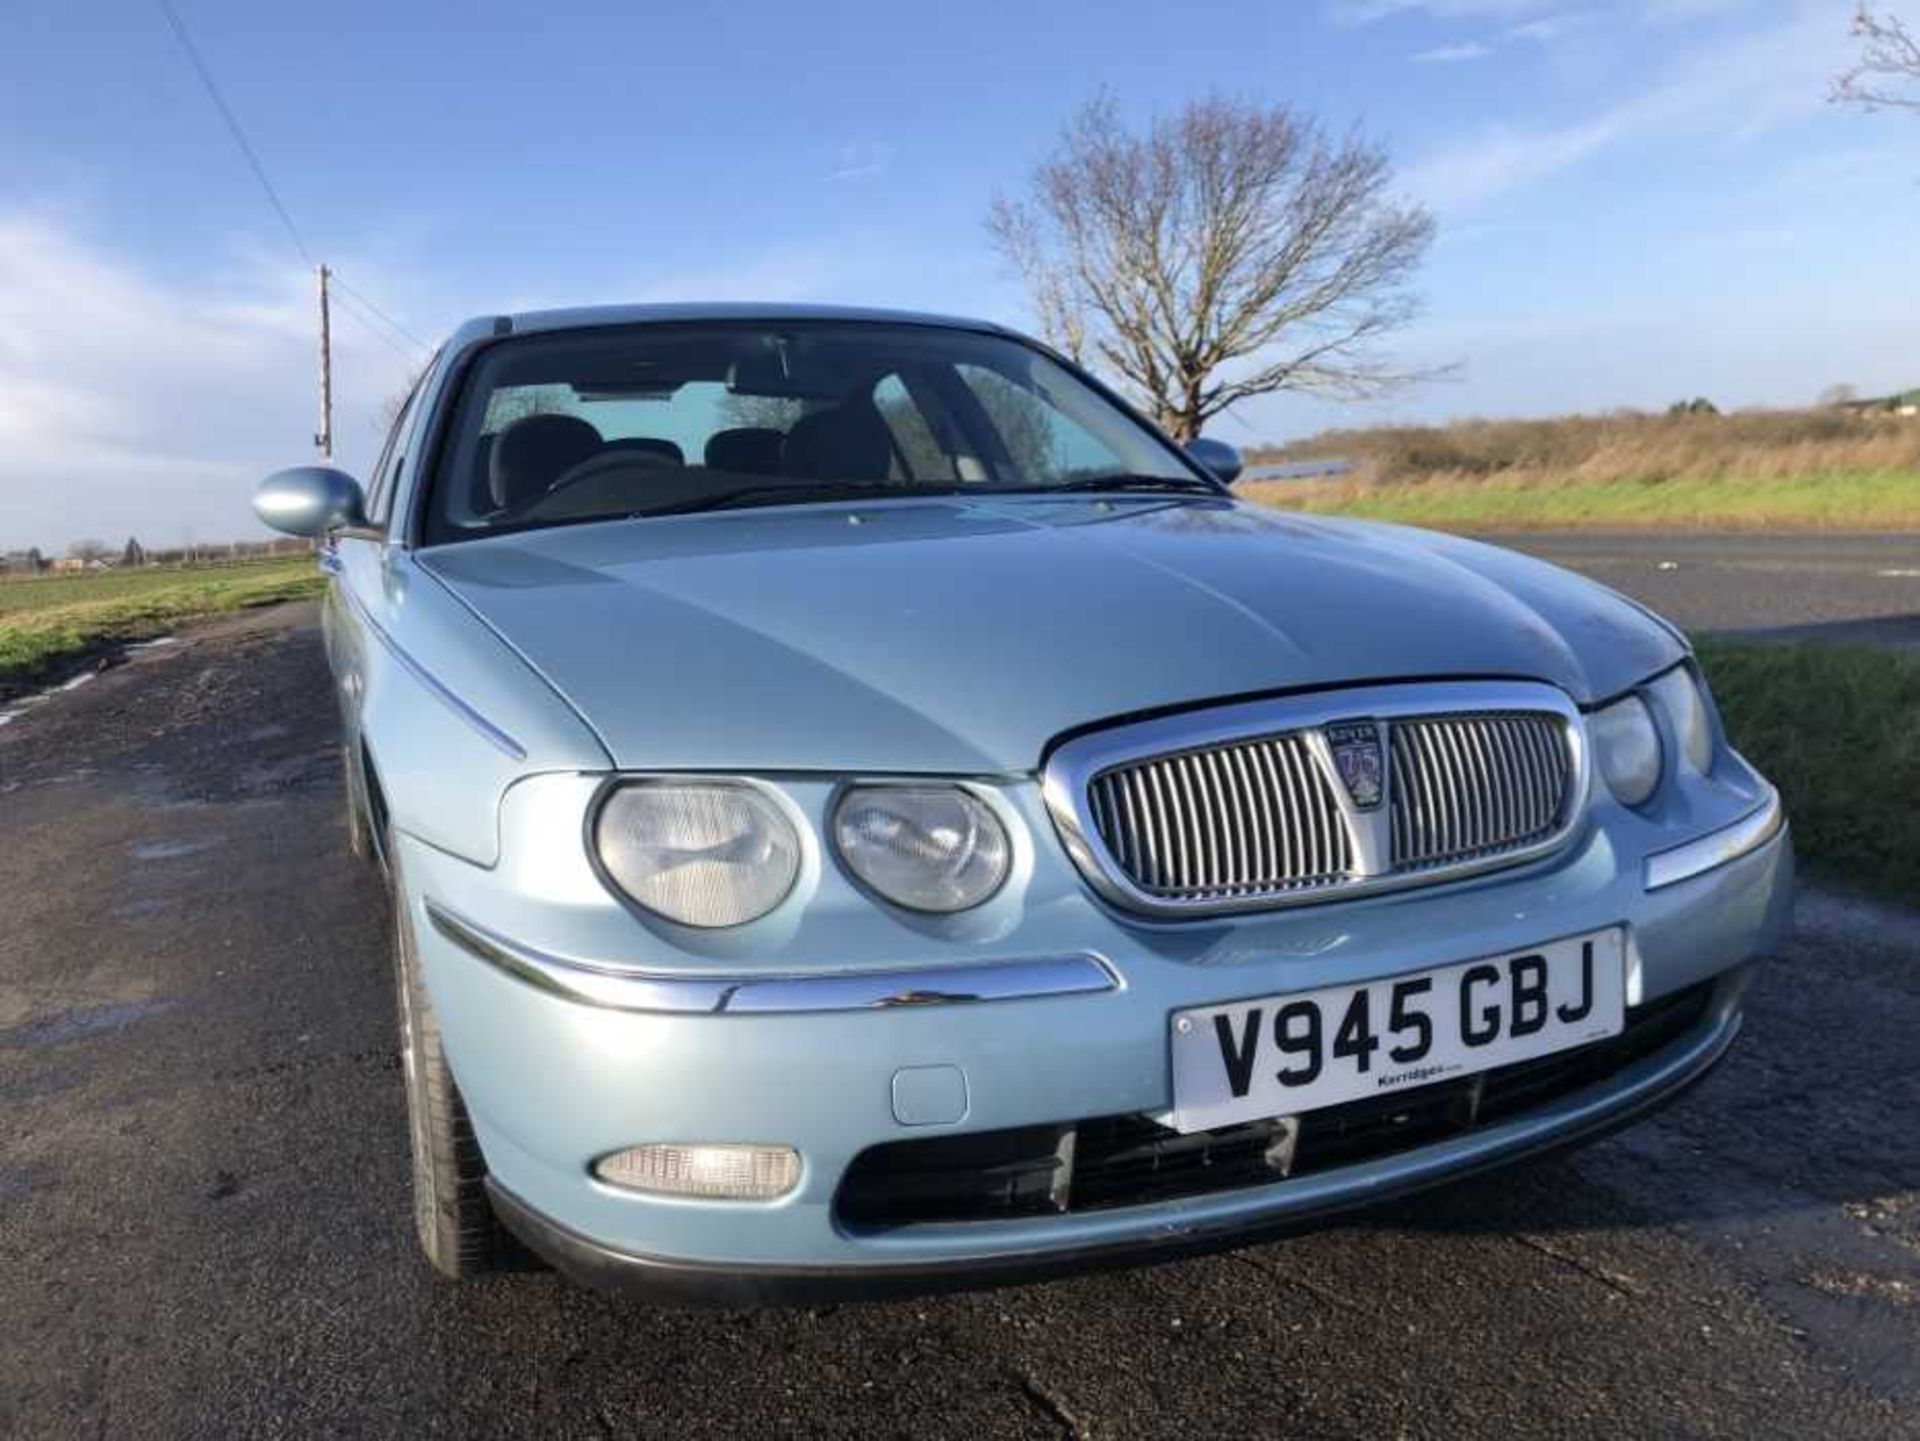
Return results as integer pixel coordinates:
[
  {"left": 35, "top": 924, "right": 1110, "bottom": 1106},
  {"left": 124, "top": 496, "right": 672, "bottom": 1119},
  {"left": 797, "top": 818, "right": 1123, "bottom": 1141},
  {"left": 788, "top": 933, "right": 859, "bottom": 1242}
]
[
  {"left": 988, "top": 95, "right": 1439, "bottom": 441},
  {"left": 66, "top": 538, "right": 111, "bottom": 564},
  {"left": 376, "top": 365, "right": 432, "bottom": 436},
  {"left": 1818, "top": 382, "right": 1861, "bottom": 408},
  {"left": 1835, "top": 6, "right": 1920, "bottom": 111}
]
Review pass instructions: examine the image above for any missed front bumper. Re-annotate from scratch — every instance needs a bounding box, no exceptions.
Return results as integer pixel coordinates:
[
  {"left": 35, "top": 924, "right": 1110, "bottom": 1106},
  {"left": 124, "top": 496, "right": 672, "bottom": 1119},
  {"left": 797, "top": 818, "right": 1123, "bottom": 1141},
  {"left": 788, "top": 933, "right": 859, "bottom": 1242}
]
[
  {"left": 400, "top": 800, "right": 1793, "bottom": 1302},
  {"left": 487, "top": 977, "right": 1742, "bottom": 1305}
]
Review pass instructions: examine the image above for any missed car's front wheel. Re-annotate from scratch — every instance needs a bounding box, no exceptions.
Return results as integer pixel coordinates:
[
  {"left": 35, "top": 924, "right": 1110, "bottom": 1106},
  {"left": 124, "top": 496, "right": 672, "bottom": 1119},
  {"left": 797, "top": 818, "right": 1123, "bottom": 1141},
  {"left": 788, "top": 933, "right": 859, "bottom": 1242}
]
[{"left": 391, "top": 853, "right": 512, "bottom": 1279}]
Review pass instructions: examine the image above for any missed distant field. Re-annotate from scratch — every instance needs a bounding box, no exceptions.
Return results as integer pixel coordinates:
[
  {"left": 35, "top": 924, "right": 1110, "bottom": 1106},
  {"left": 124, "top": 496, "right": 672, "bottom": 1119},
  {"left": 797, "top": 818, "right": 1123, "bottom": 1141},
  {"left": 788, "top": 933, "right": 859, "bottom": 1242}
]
[
  {"left": 0, "top": 559, "right": 323, "bottom": 690},
  {"left": 1248, "top": 408, "right": 1920, "bottom": 531},
  {"left": 1251, "top": 470, "right": 1920, "bottom": 531}
]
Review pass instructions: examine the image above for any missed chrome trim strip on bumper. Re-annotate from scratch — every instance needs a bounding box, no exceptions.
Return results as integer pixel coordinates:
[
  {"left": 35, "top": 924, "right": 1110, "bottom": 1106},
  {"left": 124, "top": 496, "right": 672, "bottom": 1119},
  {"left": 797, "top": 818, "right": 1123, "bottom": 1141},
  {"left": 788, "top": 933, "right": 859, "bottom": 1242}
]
[
  {"left": 1043, "top": 680, "right": 1591, "bottom": 918},
  {"left": 423, "top": 900, "right": 1119, "bottom": 1015},
  {"left": 1644, "top": 786, "right": 1785, "bottom": 891}
]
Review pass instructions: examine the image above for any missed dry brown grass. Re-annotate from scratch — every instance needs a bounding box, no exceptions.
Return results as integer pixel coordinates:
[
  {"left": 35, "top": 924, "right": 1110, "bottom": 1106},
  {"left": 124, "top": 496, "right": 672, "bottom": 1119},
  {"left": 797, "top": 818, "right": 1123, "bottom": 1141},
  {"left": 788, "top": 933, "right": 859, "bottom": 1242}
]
[
  {"left": 1254, "top": 408, "right": 1920, "bottom": 487},
  {"left": 1246, "top": 408, "right": 1920, "bottom": 530}
]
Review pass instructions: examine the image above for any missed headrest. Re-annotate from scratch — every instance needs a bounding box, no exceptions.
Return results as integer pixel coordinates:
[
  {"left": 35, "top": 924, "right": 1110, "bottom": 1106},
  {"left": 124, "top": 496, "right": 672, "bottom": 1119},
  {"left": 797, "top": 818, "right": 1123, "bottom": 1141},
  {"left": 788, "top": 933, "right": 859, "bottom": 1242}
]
[
  {"left": 704, "top": 427, "right": 784, "bottom": 475},
  {"left": 603, "top": 436, "right": 685, "bottom": 466},
  {"left": 780, "top": 401, "right": 893, "bottom": 481},
  {"left": 489, "top": 413, "right": 602, "bottom": 509}
]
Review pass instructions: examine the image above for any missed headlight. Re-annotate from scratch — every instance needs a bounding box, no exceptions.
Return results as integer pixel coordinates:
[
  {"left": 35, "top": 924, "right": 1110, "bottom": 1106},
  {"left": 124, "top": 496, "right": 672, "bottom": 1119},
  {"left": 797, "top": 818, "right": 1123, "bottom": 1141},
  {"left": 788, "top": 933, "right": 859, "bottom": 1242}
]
[
  {"left": 1647, "top": 666, "right": 1713, "bottom": 773},
  {"left": 1590, "top": 695, "right": 1663, "bottom": 806},
  {"left": 594, "top": 782, "right": 800, "bottom": 927},
  {"left": 833, "top": 785, "right": 1011, "bottom": 913}
]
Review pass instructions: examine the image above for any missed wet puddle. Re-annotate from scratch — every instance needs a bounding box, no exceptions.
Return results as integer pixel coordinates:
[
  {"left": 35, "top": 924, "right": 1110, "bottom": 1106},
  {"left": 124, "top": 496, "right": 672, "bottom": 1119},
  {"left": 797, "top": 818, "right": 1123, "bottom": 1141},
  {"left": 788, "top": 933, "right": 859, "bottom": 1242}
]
[
  {"left": 130, "top": 838, "right": 220, "bottom": 862},
  {"left": 0, "top": 635, "right": 180, "bottom": 731},
  {"left": 0, "top": 997, "right": 178, "bottom": 1050}
]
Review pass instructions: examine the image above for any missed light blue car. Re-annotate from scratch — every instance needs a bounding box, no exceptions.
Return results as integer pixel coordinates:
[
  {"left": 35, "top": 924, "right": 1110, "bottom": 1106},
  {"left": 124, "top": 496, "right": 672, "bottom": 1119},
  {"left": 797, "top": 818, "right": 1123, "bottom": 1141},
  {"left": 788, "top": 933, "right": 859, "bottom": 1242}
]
[{"left": 254, "top": 305, "right": 1792, "bottom": 1303}]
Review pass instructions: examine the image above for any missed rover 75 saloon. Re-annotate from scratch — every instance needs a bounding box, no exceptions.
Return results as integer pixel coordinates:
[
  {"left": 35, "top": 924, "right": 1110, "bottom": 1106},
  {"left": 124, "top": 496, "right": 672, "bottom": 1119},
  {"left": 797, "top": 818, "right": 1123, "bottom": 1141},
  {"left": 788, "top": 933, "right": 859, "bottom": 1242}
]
[{"left": 253, "top": 304, "right": 1792, "bottom": 1302}]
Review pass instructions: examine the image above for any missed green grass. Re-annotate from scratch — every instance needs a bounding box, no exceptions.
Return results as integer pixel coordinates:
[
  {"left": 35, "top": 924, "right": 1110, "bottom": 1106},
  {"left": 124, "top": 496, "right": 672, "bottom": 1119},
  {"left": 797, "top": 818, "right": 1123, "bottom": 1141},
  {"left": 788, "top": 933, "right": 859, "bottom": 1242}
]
[
  {"left": 0, "top": 559, "right": 324, "bottom": 689},
  {"left": 1697, "top": 639, "right": 1920, "bottom": 900},
  {"left": 1252, "top": 471, "right": 1920, "bottom": 532}
]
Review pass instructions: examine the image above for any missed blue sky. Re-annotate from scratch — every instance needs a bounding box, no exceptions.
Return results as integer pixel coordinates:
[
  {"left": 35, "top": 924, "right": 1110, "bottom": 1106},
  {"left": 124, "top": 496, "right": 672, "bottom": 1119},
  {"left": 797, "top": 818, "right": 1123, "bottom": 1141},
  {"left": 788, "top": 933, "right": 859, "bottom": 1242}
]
[{"left": 0, "top": 0, "right": 1911, "bottom": 549}]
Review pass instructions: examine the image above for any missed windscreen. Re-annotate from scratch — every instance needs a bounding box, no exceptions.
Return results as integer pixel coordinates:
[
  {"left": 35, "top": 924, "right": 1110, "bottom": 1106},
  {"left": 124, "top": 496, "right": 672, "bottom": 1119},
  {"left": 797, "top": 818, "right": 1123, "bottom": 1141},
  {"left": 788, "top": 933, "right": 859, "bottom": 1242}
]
[{"left": 423, "top": 321, "right": 1209, "bottom": 543}]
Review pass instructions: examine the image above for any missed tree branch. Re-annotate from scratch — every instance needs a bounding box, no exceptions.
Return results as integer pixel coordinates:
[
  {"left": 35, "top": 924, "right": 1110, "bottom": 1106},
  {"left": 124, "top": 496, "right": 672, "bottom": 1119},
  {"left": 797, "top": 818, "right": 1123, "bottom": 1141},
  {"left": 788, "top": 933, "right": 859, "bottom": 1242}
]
[{"left": 985, "top": 94, "right": 1442, "bottom": 439}]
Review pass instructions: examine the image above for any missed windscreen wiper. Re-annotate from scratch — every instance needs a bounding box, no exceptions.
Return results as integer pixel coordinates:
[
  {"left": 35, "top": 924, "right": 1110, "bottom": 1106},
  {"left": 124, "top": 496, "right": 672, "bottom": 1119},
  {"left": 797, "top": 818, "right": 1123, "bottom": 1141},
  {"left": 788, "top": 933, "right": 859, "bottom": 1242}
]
[
  {"left": 1047, "top": 474, "right": 1221, "bottom": 495},
  {"left": 631, "top": 481, "right": 964, "bottom": 519}
]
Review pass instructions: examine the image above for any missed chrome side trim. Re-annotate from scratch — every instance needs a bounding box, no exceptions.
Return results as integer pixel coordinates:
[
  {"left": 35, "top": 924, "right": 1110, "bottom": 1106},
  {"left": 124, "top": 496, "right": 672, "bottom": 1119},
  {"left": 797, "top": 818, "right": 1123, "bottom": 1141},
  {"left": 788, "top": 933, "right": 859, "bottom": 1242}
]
[
  {"left": 1043, "top": 681, "right": 1590, "bottom": 919},
  {"left": 1644, "top": 787, "right": 1785, "bottom": 891},
  {"left": 341, "top": 586, "right": 528, "bottom": 761},
  {"left": 424, "top": 901, "right": 1119, "bottom": 1015}
]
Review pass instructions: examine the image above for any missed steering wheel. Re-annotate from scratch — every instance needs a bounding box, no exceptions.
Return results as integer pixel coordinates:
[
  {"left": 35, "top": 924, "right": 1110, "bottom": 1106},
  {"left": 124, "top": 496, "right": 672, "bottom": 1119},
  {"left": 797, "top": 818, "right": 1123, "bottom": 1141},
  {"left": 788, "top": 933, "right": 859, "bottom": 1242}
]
[{"left": 542, "top": 448, "right": 679, "bottom": 499}]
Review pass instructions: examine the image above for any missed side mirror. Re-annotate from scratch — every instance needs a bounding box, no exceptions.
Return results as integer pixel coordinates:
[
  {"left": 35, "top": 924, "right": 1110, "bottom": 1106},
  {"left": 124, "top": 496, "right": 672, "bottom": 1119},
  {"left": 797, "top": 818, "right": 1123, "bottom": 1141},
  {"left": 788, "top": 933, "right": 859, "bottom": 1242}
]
[
  {"left": 1184, "top": 437, "right": 1243, "bottom": 486},
  {"left": 254, "top": 467, "right": 376, "bottom": 539}
]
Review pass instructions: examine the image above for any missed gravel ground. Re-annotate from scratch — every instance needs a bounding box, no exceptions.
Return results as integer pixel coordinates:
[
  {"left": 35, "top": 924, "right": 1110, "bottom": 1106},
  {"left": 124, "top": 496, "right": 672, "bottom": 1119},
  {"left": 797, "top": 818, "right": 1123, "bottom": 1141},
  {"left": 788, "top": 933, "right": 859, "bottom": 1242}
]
[{"left": 1, "top": 551, "right": 1916, "bottom": 1437}]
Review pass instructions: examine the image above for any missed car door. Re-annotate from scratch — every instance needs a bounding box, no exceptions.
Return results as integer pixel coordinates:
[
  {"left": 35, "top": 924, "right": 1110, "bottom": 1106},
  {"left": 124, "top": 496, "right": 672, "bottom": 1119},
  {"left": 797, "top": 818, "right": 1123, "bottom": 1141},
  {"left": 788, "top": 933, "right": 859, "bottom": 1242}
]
[{"left": 325, "top": 377, "right": 423, "bottom": 773}]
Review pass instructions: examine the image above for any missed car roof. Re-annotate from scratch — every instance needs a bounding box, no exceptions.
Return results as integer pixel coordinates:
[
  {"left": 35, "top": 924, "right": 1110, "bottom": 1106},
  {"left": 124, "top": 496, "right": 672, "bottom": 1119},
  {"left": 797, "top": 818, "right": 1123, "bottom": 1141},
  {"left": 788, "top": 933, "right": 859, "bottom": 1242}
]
[{"left": 444, "top": 302, "right": 1022, "bottom": 352}]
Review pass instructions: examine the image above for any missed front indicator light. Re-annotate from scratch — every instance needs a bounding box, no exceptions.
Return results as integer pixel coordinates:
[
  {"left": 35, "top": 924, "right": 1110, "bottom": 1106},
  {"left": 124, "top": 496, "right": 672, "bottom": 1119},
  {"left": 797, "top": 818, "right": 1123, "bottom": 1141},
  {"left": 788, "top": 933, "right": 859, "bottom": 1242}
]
[{"left": 593, "top": 1143, "right": 801, "bottom": 1201}]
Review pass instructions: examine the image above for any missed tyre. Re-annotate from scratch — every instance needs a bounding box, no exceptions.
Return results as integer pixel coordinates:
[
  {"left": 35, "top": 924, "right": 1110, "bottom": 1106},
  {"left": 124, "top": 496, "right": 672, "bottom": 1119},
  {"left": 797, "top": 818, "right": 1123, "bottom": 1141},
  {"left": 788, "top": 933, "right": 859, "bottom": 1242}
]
[
  {"left": 343, "top": 744, "right": 379, "bottom": 871},
  {"left": 391, "top": 851, "right": 513, "bottom": 1279}
]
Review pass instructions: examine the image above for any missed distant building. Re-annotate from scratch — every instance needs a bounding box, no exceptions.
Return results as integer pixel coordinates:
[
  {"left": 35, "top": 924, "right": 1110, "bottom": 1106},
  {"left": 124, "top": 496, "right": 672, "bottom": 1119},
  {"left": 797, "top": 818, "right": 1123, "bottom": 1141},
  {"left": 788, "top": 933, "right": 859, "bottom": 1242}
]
[{"left": 1840, "top": 388, "right": 1920, "bottom": 418}]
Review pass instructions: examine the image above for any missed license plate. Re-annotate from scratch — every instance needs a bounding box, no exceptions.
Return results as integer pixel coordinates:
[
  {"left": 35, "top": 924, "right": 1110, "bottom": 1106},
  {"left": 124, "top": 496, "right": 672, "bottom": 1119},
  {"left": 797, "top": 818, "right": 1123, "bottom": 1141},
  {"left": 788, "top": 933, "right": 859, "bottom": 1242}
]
[{"left": 1168, "top": 928, "right": 1626, "bottom": 1134}]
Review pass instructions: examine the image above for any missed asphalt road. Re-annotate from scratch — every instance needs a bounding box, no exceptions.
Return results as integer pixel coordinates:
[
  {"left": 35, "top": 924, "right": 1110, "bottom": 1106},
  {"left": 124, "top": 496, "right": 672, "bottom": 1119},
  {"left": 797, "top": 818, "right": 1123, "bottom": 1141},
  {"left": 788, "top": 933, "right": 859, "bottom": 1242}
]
[
  {"left": 1496, "top": 531, "right": 1920, "bottom": 646},
  {"left": 2, "top": 534, "right": 1917, "bottom": 1438}
]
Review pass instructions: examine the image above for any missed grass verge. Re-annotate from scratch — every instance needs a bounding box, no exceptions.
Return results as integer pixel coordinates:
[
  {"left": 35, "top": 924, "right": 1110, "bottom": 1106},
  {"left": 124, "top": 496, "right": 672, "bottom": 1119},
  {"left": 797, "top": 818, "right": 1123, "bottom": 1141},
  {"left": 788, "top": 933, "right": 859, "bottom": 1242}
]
[
  {"left": 1697, "top": 639, "right": 1920, "bottom": 901},
  {"left": 0, "top": 560, "right": 324, "bottom": 693},
  {"left": 1247, "top": 471, "right": 1920, "bottom": 532}
]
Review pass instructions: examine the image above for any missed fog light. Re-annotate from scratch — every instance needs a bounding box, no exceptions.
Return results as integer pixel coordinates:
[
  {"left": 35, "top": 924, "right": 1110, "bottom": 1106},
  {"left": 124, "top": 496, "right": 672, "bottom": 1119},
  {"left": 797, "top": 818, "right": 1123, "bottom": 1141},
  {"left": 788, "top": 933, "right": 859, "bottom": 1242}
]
[{"left": 593, "top": 1143, "right": 801, "bottom": 1200}]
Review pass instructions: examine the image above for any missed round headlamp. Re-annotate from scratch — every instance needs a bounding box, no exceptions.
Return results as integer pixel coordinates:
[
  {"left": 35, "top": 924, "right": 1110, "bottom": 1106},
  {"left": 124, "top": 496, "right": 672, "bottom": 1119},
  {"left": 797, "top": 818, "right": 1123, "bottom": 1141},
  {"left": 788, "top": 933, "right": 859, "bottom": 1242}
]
[
  {"left": 1590, "top": 695, "right": 1663, "bottom": 807},
  {"left": 1647, "top": 666, "right": 1713, "bottom": 774},
  {"left": 594, "top": 781, "right": 800, "bottom": 928},
  {"left": 833, "top": 785, "right": 1011, "bottom": 913}
]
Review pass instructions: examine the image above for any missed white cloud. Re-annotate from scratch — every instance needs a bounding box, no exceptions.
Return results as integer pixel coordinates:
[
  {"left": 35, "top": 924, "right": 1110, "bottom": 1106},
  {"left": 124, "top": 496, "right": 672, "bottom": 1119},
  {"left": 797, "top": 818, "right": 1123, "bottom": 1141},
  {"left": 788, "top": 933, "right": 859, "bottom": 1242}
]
[
  {"left": 0, "top": 212, "right": 1007, "bottom": 553},
  {"left": 1414, "top": 40, "right": 1495, "bottom": 61},
  {"left": 0, "top": 213, "right": 421, "bottom": 552},
  {"left": 1636, "top": 0, "right": 1755, "bottom": 24},
  {"left": 1502, "top": 12, "right": 1592, "bottom": 42},
  {"left": 1334, "top": 0, "right": 1742, "bottom": 26},
  {"left": 1402, "top": 1, "right": 1849, "bottom": 208},
  {"left": 1327, "top": 0, "right": 1554, "bottom": 23},
  {"left": 827, "top": 141, "right": 895, "bottom": 183}
]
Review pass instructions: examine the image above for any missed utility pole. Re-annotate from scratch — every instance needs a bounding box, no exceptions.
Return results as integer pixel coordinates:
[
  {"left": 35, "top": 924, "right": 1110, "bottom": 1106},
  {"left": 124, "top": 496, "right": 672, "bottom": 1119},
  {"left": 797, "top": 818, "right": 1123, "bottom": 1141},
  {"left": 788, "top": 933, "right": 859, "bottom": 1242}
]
[{"left": 315, "top": 263, "right": 333, "bottom": 460}]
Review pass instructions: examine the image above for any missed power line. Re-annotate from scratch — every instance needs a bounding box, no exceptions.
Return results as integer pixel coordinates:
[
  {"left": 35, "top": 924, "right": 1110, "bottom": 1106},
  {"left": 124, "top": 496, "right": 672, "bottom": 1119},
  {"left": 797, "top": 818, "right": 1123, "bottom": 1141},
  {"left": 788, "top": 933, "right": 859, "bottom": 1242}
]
[
  {"left": 152, "top": 0, "right": 313, "bottom": 268},
  {"left": 152, "top": 0, "right": 435, "bottom": 383},
  {"left": 330, "top": 286, "right": 421, "bottom": 363},
  {"left": 331, "top": 272, "right": 431, "bottom": 356}
]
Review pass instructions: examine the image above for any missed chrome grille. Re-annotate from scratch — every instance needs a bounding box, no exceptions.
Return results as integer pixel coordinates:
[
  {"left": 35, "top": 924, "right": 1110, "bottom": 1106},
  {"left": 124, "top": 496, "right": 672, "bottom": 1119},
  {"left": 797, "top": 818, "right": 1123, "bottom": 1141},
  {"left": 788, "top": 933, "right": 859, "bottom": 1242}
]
[
  {"left": 1086, "top": 735, "right": 1351, "bottom": 899},
  {"left": 1054, "top": 684, "right": 1584, "bottom": 916},
  {"left": 1390, "top": 714, "right": 1573, "bottom": 869}
]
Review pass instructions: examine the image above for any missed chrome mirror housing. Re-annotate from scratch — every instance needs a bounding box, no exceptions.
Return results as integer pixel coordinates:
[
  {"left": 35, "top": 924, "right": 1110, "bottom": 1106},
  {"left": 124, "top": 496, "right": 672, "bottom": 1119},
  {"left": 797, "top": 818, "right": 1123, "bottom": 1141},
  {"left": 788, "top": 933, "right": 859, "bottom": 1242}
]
[
  {"left": 254, "top": 467, "right": 376, "bottom": 539},
  {"left": 1184, "top": 436, "right": 1244, "bottom": 486}
]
